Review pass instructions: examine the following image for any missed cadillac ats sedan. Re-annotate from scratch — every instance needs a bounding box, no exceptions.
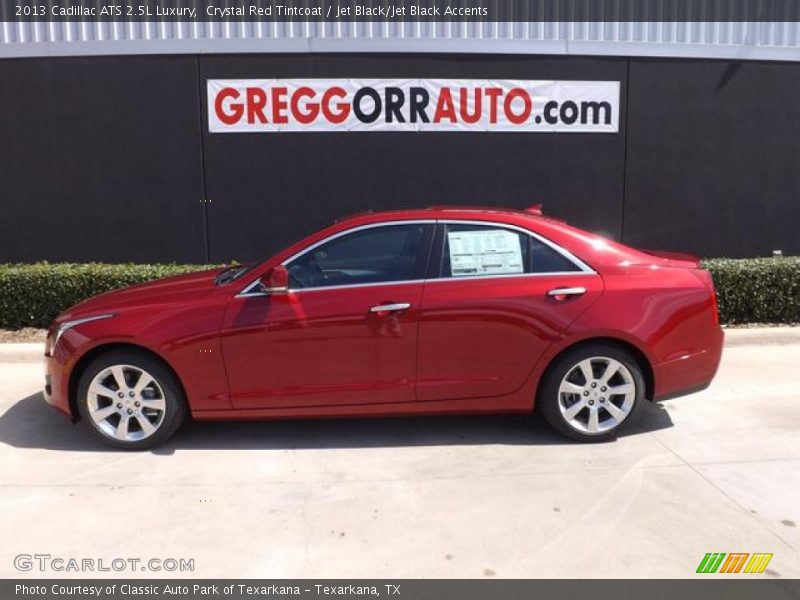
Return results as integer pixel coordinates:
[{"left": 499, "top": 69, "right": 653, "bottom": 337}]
[{"left": 44, "top": 206, "right": 724, "bottom": 449}]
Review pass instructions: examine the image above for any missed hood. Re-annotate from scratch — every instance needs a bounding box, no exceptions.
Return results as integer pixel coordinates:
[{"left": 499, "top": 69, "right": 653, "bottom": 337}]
[{"left": 59, "top": 267, "right": 228, "bottom": 321}]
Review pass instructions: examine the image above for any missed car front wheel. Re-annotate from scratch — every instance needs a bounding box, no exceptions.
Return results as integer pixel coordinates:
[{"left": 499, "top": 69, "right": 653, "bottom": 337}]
[
  {"left": 77, "top": 350, "right": 187, "bottom": 450},
  {"left": 538, "top": 344, "right": 645, "bottom": 442}
]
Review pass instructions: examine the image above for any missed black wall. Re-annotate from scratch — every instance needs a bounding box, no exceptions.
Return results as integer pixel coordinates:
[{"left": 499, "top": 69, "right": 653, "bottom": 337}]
[
  {"left": 1, "top": 53, "right": 798, "bottom": 263},
  {"left": 0, "top": 56, "right": 206, "bottom": 263},
  {"left": 624, "top": 59, "right": 800, "bottom": 258}
]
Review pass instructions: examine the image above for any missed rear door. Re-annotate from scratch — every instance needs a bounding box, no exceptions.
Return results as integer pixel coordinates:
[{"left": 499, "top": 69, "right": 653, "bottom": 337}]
[{"left": 416, "top": 220, "right": 603, "bottom": 402}]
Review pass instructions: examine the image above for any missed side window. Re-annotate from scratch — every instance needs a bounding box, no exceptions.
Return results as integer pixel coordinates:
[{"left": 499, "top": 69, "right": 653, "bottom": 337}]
[
  {"left": 529, "top": 237, "right": 583, "bottom": 273},
  {"left": 442, "top": 224, "right": 528, "bottom": 278},
  {"left": 287, "top": 224, "right": 429, "bottom": 289},
  {"left": 438, "top": 223, "right": 581, "bottom": 278}
]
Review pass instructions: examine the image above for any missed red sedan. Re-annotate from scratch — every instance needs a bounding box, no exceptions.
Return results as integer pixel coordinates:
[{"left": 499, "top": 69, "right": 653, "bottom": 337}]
[{"left": 44, "top": 206, "right": 723, "bottom": 449}]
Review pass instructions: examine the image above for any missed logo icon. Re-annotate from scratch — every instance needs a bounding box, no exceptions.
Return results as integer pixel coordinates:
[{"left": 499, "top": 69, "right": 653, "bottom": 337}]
[{"left": 696, "top": 553, "right": 772, "bottom": 574}]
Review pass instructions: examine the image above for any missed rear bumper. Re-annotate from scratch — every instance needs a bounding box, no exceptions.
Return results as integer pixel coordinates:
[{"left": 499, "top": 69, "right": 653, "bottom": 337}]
[{"left": 653, "top": 327, "right": 724, "bottom": 401}]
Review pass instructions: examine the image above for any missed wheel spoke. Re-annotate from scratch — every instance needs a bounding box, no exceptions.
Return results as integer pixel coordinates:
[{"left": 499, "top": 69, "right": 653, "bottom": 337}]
[
  {"left": 559, "top": 381, "right": 585, "bottom": 396},
  {"left": 136, "top": 414, "right": 156, "bottom": 436},
  {"left": 577, "top": 360, "right": 594, "bottom": 384},
  {"left": 89, "top": 382, "right": 118, "bottom": 399},
  {"left": 115, "top": 415, "right": 130, "bottom": 440},
  {"left": 599, "top": 359, "right": 622, "bottom": 384},
  {"left": 133, "top": 372, "right": 155, "bottom": 396},
  {"left": 109, "top": 366, "right": 128, "bottom": 391},
  {"left": 607, "top": 383, "right": 634, "bottom": 396},
  {"left": 603, "top": 401, "right": 627, "bottom": 421},
  {"left": 140, "top": 398, "right": 166, "bottom": 412},
  {"left": 90, "top": 404, "right": 118, "bottom": 422},
  {"left": 587, "top": 407, "right": 600, "bottom": 432},
  {"left": 563, "top": 399, "right": 587, "bottom": 420}
]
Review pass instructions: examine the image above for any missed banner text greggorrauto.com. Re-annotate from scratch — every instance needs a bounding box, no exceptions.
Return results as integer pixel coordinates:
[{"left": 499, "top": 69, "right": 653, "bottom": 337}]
[{"left": 207, "top": 79, "right": 620, "bottom": 134}]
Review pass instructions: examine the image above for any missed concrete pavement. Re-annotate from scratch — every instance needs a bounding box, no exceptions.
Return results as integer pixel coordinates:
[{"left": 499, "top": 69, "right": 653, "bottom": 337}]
[{"left": 0, "top": 329, "right": 798, "bottom": 579}]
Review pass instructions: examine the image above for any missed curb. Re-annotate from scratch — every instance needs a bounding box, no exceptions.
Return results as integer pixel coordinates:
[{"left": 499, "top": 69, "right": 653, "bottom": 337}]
[
  {"left": 0, "top": 343, "right": 44, "bottom": 363},
  {"left": 722, "top": 327, "right": 800, "bottom": 347}
]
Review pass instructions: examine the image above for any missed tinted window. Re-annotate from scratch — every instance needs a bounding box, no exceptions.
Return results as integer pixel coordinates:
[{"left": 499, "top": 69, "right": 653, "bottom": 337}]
[
  {"left": 529, "top": 237, "right": 583, "bottom": 273},
  {"left": 287, "top": 224, "right": 429, "bottom": 289},
  {"left": 438, "top": 223, "right": 581, "bottom": 278}
]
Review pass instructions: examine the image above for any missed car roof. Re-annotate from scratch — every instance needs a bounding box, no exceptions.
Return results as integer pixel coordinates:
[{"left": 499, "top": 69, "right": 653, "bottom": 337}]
[{"left": 334, "top": 204, "right": 550, "bottom": 225}]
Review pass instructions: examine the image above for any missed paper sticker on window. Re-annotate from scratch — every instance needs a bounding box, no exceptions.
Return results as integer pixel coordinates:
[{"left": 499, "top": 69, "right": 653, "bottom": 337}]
[{"left": 447, "top": 229, "right": 524, "bottom": 277}]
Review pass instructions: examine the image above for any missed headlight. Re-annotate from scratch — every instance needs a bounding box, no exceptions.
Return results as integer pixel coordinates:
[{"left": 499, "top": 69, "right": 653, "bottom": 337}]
[{"left": 52, "top": 314, "right": 115, "bottom": 350}]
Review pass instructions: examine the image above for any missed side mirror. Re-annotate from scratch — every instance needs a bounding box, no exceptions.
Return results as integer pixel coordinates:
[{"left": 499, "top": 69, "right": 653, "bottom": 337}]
[{"left": 262, "top": 265, "right": 289, "bottom": 294}]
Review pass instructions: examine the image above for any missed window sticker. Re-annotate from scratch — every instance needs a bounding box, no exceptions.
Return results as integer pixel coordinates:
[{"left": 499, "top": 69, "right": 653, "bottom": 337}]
[{"left": 447, "top": 229, "right": 524, "bottom": 277}]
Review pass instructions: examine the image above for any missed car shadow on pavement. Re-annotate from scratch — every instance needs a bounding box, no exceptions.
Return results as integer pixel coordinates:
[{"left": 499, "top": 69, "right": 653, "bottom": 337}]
[{"left": 0, "top": 392, "right": 674, "bottom": 453}]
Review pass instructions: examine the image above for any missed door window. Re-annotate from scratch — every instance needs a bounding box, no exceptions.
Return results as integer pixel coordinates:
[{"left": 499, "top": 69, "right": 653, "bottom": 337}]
[
  {"left": 287, "top": 223, "right": 431, "bottom": 289},
  {"left": 437, "top": 223, "right": 582, "bottom": 278}
]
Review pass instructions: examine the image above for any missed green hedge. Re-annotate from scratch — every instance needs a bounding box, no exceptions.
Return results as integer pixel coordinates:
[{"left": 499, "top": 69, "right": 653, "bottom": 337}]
[
  {"left": 0, "top": 263, "right": 215, "bottom": 329},
  {"left": 0, "top": 258, "right": 798, "bottom": 329},
  {"left": 702, "top": 257, "right": 800, "bottom": 325}
]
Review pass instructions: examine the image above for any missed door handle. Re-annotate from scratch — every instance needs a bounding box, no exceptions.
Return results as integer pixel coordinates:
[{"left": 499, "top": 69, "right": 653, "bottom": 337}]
[
  {"left": 370, "top": 303, "right": 411, "bottom": 314},
  {"left": 547, "top": 287, "right": 587, "bottom": 300}
]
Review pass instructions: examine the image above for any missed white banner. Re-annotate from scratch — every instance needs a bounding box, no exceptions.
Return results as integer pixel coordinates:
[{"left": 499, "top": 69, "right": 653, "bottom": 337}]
[{"left": 208, "top": 79, "right": 619, "bottom": 133}]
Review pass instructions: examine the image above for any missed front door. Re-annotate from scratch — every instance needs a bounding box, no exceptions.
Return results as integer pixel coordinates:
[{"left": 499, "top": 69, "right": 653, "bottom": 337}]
[{"left": 221, "top": 222, "right": 434, "bottom": 409}]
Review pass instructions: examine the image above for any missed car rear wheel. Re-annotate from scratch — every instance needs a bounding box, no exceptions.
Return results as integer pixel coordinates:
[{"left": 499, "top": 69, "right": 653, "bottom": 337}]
[
  {"left": 538, "top": 344, "right": 645, "bottom": 442},
  {"left": 77, "top": 350, "right": 187, "bottom": 450}
]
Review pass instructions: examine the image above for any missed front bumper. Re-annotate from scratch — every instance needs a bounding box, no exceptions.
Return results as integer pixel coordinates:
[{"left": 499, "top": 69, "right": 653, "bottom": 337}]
[{"left": 44, "top": 344, "right": 74, "bottom": 420}]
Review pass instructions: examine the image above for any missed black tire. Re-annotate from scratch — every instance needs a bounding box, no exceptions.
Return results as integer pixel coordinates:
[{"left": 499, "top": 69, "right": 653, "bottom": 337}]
[
  {"left": 77, "top": 349, "right": 187, "bottom": 450},
  {"left": 537, "top": 343, "right": 646, "bottom": 442}
]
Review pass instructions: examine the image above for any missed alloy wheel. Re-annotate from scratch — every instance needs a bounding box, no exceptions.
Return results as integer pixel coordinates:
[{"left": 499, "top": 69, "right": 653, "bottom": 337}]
[
  {"left": 86, "top": 364, "right": 167, "bottom": 442},
  {"left": 557, "top": 356, "right": 636, "bottom": 434}
]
